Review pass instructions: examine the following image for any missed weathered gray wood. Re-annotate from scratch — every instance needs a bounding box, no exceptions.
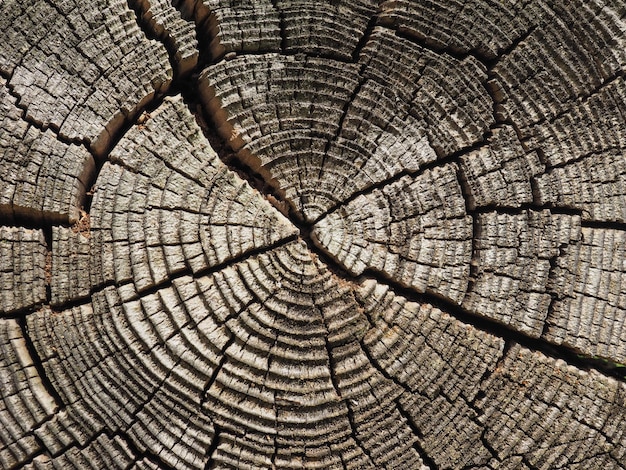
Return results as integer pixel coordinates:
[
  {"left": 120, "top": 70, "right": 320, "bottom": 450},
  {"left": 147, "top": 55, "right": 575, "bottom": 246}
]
[
  {"left": 88, "top": 96, "right": 296, "bottom": 293},
  {"left": 478, "top": 344, "right": 626, "bottom": 468},
  {"left": 0, "top": 227, "right": 47, "bottom": 316},
  {"left": 463, "top": 210, "right": 581, "bottom": 337},
  {"left": 131, "top": 0, "right": 199, "bottom": 76},
  {"left": 0, "top": 319, "right": 57, "bottom": 468},
  {"left": 358, "top": 280, "right": 504, "bottom": 468},
  {"left": 0, "top": 0, "right": 172, "bottom": 157},
  {"left": 314, "top": 163, "right": 472, "bottom": 303},
  {"left": 199, "top": 26, "right": 493, "bottom": 221},
  {"left": 0, "top": 78, "right": 95, "bottom": 224},
  {"left": 545, "top": 227, "right": 626, "bottom": 364},
  {"left": 190, "top": 0, "right": 378, "bottom": 60},
  {"left": 491, "top": 2, "right": 626, "bottom": 134},
  {"left": 2, "top": 1, "right": 626, "bottom": 469},
  {"left": 377, "top": 0, "right": 536, "bottom": 60},
  {"left": 50, "top": 227, "right": 91, "bottom": 307},
  {"left": 459, "top": 126, "right": 544, "bottom": 210},
  {"left": 533, "top": 78, "right": 626, "bottom": 221},
  {"left": 24, "top": 434, "right": 136, "bottom": 469}
]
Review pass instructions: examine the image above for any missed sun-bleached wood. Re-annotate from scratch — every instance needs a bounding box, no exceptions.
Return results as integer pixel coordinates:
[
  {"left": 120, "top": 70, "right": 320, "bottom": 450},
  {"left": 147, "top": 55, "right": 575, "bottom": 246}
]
[
  {"left": 0, "top": 78, "right": 95, "bottom": 225},
  {"left": 463, "top": 210, "right": 581, "bottom": 337},
  {"left": 0, "top": 227, "right": 47, "bottom": 316},
  {"left": 0, "top": 0, "right": 172, "bottom": 157},
  {"left": 2, "top": 1, "right": 626, "bottom": 469}
]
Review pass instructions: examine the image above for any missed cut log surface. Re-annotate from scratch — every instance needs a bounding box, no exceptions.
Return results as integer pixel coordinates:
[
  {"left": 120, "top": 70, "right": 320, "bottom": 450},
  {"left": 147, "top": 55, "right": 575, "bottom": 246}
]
[
  {"left": 1, "top": 1, "right": 626, "bottom": 469},
  {"left": 0, "top": 227, "right": 48, "bottom": 316}
]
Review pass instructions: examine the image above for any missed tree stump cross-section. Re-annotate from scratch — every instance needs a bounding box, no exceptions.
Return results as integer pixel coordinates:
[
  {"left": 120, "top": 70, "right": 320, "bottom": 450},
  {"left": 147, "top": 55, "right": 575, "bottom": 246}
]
[{"left": 1, "top": 1, "right": 626, "bottom": 469}]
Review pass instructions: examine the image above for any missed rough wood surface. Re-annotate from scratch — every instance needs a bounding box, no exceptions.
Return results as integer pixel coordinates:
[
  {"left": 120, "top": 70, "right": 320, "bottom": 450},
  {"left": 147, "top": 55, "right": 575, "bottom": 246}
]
[{"left": 2, "top": 1, "right": 626, "bottom": 469}]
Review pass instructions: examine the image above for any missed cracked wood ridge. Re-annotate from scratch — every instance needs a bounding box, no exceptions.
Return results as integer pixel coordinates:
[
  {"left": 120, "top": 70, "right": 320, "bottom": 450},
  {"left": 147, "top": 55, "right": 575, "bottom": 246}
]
[{"left": 1, "top": 1, "right": 626, "bottom": 469}]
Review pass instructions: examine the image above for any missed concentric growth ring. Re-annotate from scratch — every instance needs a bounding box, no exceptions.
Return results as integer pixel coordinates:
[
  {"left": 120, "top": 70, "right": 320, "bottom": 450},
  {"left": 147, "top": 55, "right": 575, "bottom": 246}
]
[{"left": 1, "top": 1, "right": 626, "bottom": 469}]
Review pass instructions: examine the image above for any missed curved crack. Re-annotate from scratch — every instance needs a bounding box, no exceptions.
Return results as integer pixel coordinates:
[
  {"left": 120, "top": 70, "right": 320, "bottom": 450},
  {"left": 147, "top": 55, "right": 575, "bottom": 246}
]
[{"left": 18, "top": 317, "right": 66, "bottom": 409}]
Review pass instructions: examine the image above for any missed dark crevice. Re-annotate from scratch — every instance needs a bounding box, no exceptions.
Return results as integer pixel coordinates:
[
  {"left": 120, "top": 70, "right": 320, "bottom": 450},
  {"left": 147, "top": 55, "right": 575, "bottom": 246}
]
[
  {"left": 321, "top": 329, "right": 377, "bottom": 468},
  {"left": 108, "top": 430, "right": 177, "bottom": 470},
  {"left": 394, "top": 399, "right": 438, "bottom": 470},
  {"left": 471, "top": 341, "right": 511, "bottom": 407},
  {"left": 181, "top": 5, "right": 510, "bottom": 233},
  {"left": 0, "top": 306, "right": 48, "bottom": 320},
  {"left": 302, "top": 227, "right": 354, "bottom": 280},
  {"left": 200, "top": 337, "right": 234, "bottom": 406},
  {"left": 520, "top": 455, "right": 540, "bottom": 470},
  {"left": 541, "top": 241, "right": 573, "bottom": 338},
  {"left": 580, "top": 219, "right": 626, "bottom": 231},
  {"left": 456, "top": 149, "right": 478, "bottom": 205},
  {"left": 48, "top": 281, "right": 115, "bottom": 313},
  {"left": 70, "top": 94, "right": 181, "bottom": 220},
  {"left": 3, "top": 81, "right": 89, "bottom": 150},
  {"left": 468, "top": 204, "right": 583, "bottom": 217},
  {"left": 18, "top": 317, "right": 66, "bottom": 408},
  {"left": 310, "top": 132, "right": 496, "bottom": 225},
  {"left": 344, "top": 402, "right": 377, "bottom": 468},
  {"left": 127, "top": 0, "right": 196, "bottom": 80},
  {"left": 0, "top": 2, "right": 95, "bottom": 149},
  {"left": 182, "top": 85, "right": 300, "bottom": 222},
  {"left": 43, "top": 225, "right": 53, "bottom": 304},
  {"left": 73, "top": 0, "right": 188, "bottom": 210},
  {"left": 270, "top": 0, "right": 287, "bottom": 53},
  {"left": 317, "top": 75, "right": 366, "bottom": 183},
  {"left": 315, "top": 298, "right": 377, "bottom": 467},
  {"left": 310, "top": 0, "right": 384, "bottom": 187},
  {"left": 483, "top": 26, "right": 537, "bottom": 70},
  {"left": 203, "top": 423, "right": 222, "bottom": 470},
  {"left": 171, "top": 0, "right": 214, "bottom": 68},
  {"left": 386, "top": 26, "right": 484, "bottom": 64},
  {"left": 7, "top": 58, "right": 166, "bottom": 225},
  {"left": 477, "top": 429, "right": 501, "bottom": 465},
  {"left": 125, "top": 234, "right": 299, "bottom": 303},
  {"left": 122, "top": 359, "right": 184, "bottom": 445},
  {"left": 352, "top": 14, "right": 379, "bottom": 64},
  {"left": 90, "top": 88, "right": 173, "bottom": 161},
  {"left": 459, "top": 170, "right": 479, "bottom": 300},
  {"left": 31, "top": 434, "right": 52, "bottom": 461},
  {"left": 48, "top": 232, "right": 296, "bottom": 314},
  {"left": 351, "top": 267, "right": 626, "bottom": 384},
  {"left": 0, "top": 208, "right": 72, "bottom": 230}
]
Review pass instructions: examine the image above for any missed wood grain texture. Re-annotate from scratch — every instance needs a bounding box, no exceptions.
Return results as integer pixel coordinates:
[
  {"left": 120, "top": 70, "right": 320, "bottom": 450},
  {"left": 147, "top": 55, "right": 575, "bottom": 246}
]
[
  {"left": 2, "top": 1, "right": 626, "bottom": 469},
  {"left": 0, "top": 227, "right": 48, "bottom": 316}
]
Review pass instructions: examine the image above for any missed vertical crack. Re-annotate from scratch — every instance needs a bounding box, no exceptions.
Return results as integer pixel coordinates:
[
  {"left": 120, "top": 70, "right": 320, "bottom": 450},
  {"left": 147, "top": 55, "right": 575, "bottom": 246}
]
[
  {"left": 317, "top": 301, "right": 376, "bottom": 468},
  {"left": 316, "top": 10, "right": 378, "bottom": 184},
  {"left": 200, "top": 336, "right": 234, "bottom": 405},
  {"left": 270, "top": 0, "right": 287, "bottom": 52},
  {"left": 394, "top": 399, "right": 438, "bottom": 470},
  {"left": 352, "top": 14, "right": 379, "bottom": 64},
  {"left": 203, "top": 423, "right": 222, "bottom": 470},
  {"left": 18, "top": 317, "right": 66, "bottom": 409}
]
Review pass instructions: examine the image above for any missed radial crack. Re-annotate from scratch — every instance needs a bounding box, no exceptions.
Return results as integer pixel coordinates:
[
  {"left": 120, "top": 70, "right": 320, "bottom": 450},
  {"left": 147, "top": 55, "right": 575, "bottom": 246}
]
[
  {"left": 356, "top": 268, "right": 626, "bottom": 384},
  {"left": 18, "top": 317, "right": 65, "bottom": 409},
  {"left": 394, "top": 399, "right": 438, "bottom": 470}
]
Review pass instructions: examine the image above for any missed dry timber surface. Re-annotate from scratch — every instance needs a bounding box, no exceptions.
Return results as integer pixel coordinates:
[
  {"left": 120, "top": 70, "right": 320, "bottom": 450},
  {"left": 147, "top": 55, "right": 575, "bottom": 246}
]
[{"left": 1, "top": 1, "right": 626, "bottom": 469}]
